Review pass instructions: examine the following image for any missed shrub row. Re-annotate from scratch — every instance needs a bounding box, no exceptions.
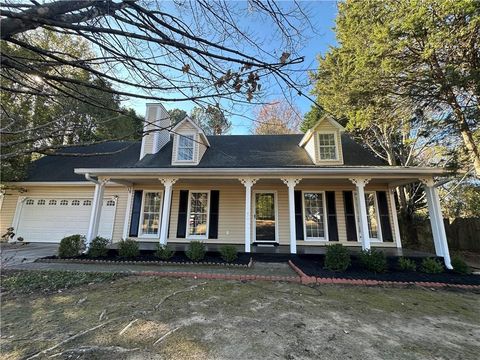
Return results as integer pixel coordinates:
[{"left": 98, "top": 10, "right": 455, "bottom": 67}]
[{"left": 58, "top": 236, "right": 239, "bottom": 263}]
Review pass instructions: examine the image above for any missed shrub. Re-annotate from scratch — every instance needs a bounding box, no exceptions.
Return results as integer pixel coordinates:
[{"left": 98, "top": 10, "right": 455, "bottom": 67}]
[
  {"left": 398, "top": 257, "right": 417, "bottom": 272},
  {"left": 186, "top": 241, "right": 206, "bottom": 262},
  {"left": 118, "top": 239, "right": 139, "bottom": 258},
  {"left": 324, "top": 244, "right": 351, "bottom": 272},
  {"left": 219, "top": 245, "right": 238, "bottom": 263},
  {"left": 58, "top": 235, "right": 85, "bottom": 258},
  {"left": 155, "top": 244, "right": 175, "bottom": 260},
  {"left": 451, "top": 256, "right": 471, "bottom": 275},
  {"left": 87, "top": 236, "right": 110, "bottom": 258},
  {"left": 420, "top": 258, "right": 444, "bottom": 274},
  {"left": 359, "top": 249, "right": 387, "bottom": 273}
]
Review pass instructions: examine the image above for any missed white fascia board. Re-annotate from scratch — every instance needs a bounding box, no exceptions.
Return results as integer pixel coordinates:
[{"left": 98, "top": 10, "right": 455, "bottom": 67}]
[
  {"left": 3, "top": 181, "right": 123, "bottom": 187},
  {"left": 74, "top": 166, "right": 448, "bottom": 177}
]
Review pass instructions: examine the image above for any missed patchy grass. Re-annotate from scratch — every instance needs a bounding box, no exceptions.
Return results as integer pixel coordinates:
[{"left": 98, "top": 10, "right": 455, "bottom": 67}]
[
  {"left": 0, "top": 273, "right": 479, "bottom": 360},
  {"left": 1, "top": 270, "right": 125, "bottom": 295}
]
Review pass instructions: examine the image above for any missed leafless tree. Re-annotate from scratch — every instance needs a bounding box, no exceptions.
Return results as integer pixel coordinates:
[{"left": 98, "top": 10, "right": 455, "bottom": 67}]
[{"left": 0, "top": 0, "right": 313, "bottom": 160}]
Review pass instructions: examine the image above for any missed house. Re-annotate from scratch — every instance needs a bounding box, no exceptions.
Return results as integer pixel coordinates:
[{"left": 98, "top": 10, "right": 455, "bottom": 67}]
[{"left": 0, "top": 103, "right": 452, "bottom": 268}]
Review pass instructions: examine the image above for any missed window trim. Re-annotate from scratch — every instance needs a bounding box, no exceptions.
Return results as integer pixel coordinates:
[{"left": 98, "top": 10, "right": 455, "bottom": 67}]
[
  {"left": 175, "top": 133, "right": 196, "bottom": 163},
  {"left": 353, "top": 191, "right": 383, "bottom": 242},
  {"left": 302, "top": 190, "right": 329, "bottom": 241},
  {"left": 138, "top": 190, "right": 164, "bottom": 238},
  {"left": 186, "top": 190, "right": 210, "bottom": 240},
  {"left": 252, "top": 190, "right": 279, "bottom": 243},
  {"left": 317, "top": 131, "right": 339, "bottom": 161}
]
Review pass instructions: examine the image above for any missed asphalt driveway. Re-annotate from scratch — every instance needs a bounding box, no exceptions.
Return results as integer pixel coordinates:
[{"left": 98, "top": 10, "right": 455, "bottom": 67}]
[{"left": 0, "top": 242, "right": 58, "bottom": 267}]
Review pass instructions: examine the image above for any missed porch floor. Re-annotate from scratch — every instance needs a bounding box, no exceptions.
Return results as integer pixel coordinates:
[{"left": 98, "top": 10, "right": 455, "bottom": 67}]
[{"left": 136, "top": 242, "right": 435, "bottom": 258}]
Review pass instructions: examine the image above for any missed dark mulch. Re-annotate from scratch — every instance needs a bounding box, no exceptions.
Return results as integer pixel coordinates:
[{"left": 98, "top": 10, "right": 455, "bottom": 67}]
[
  {"left": 292, "top": 255, "right": 480, "bottom": 286},
  {"left": 40, "top": 249, "right": 251, "bottom": 266}
]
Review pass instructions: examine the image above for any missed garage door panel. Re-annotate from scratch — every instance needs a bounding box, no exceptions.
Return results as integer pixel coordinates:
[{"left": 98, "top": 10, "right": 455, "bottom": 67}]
[{"left": 15, "top": 198, "right": 116, "bottom": 243}]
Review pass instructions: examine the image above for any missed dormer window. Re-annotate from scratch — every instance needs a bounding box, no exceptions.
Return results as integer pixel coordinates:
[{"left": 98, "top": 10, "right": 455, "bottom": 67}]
[
  {"left": 177, "top": 134, "right": 195, "bottom": 161},
  {"left": 318, "top": 132, "right": 338, "bottom": 160}
]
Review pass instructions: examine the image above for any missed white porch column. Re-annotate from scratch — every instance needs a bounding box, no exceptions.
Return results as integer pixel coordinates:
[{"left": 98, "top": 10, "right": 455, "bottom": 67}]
[
  {"left": 122, "top": 187, "right": 133, "bottom": 240},
  {"left": 388, "top": 187, "right": 402, "bottom": 249},
  {"left": 239, "top": 178, "right": 258, "bottom": 253},
  {"left": 281, "top": 177, "right": 302, "bottom": 254},
  {"left": 421, "top": 178, "right": 452, "bottom": 269},
  {"left": 86, "top": 178, "right": 108, "bottom": 249},
  {"left": 159, "top": 177, "right": 178, "bottom": 245},
  {"left": 350, "top": 177, "right": 371, "bottom": 250}
]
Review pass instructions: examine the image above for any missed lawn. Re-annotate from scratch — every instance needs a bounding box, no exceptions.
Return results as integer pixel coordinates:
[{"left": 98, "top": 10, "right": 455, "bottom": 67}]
[{"left": 1, "top": 271, "right": 479, "bottom": 360}]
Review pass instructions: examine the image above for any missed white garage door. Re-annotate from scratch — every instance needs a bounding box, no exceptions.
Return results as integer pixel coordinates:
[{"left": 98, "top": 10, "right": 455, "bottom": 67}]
[{"left": 14, "top": 197, "right": 117, "bottom": 243}]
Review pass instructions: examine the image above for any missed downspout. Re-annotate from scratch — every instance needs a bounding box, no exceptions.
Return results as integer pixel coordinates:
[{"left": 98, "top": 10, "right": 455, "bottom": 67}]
[{"left": 85, "top": 173, "right": 99, "bottom": 185}]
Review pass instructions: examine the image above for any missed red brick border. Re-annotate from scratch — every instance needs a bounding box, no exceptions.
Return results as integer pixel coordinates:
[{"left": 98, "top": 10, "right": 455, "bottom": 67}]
[{"left": 287, "top": 260, "right": 480, "bottom": 290}]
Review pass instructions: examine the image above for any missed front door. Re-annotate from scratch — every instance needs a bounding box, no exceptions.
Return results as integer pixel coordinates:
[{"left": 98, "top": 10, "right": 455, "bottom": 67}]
[{"left": 254, "top": 192, "right": 277, "bottom": 242}]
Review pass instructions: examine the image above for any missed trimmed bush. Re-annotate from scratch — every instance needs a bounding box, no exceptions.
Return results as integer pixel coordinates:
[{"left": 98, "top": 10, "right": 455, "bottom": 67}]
[
  {"left": 155, "top": 244, "right": 175, "bottom": 260},
  {"left": 58, "top": 235, "right": 85, "bottom": 258},
  {"left": 398, "top": 257, "right": 417, "bottom": 272},
  {"left": 219, "top": 245, "right": 238, "bottom": 263},
  {"left": 186, "top": 241, "right": 206, "bottom": 262},
  {"left": 451, "top": 256, "right": 471, "bottom": 275},
  {"left": 359, "top": 249, "right": 387, "bottom": 273},
  {"left": 420, "top": 258, "right": 444, "bottom": 274},
  {"left": 118, "top": 239, "right": 139, "bottom": 258},
  {"left": 87, "top": 236, "right": 110, "bottom": 258},
  {"left": 324, "top": 244, "right": 351, "bottom": 272}
]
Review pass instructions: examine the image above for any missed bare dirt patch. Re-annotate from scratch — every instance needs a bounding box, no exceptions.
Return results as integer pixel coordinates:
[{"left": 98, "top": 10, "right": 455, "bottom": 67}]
[{"left": 1, "top": 274, "right": 479, "bottom": 359}]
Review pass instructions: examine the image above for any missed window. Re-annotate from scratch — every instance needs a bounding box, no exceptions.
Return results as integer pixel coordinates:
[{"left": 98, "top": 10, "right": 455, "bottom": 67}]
[
  {"left": 49, "top": 200, "right": 57, "bottom": 205},
  {"left": 303, "top": 192, "right": 327, "bottom": 240},
  {"left": 26, "top": 199, "right": 34, "bottom": 205},
  {"left": 318, "top": 133, "right": 337, "bottom": 160},
  {"left": 187, "top": 191, "right": 209, "bottom": 238},
  {"left": 71, "top": 200, "right": 80, "bottom": 206},
  {"left": 60, "top": 200, "right": 68, "bottom": 206},
  {"left": 177, "top": 134, "right": 195, "bottom": 161},
  {"left": 106, "top": 200, "right": 116, "bottom": 206},
  {"left": 354, "top": 191, "right": 382, "bottom": 241},
  {"left": 83, "top": 200, "right": 92, "bottom": 206},
  {"left": 140, "top": 192, "right": 162, "bottom": 236},
  {"left": 37, "top": 199, "right": 45, "bottom": 205}
]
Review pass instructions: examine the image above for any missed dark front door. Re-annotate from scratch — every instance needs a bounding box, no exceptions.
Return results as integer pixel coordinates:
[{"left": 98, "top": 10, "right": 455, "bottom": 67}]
[{"left": 254, "top": 192, "right": 276, "bottom": 242}]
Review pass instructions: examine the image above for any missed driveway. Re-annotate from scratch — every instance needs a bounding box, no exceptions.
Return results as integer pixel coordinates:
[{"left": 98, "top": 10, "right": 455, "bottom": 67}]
[{"left": 0, "top": 242, "right": 58, "bottom": 267}]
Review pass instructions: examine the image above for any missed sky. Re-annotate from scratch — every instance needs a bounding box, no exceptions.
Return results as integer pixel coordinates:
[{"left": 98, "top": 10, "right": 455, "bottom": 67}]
[{"left": 126, "top": 1, "right": 339, "bottom": 135}]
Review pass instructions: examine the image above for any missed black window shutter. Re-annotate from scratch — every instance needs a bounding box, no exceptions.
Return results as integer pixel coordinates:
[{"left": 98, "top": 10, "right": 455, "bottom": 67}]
[
  {"left": 325, "top": 191, "right": 339, "bottom": 241},
  {"left": 208, "top": 190, "right": 220, "bottom": 239},
  {"left": 377, "top": 191, "right": 393, "bottom": 242},
  {"left": 294, "top": 190, "right": 304, "bottom": 240},
  {"left": 176, "top": 190, "right": 189, "bottom": 238},
  {"left": 343, "top": 191, "right": 358, "bottom": 242},
  {"left": 128, "top": 190, "right": 143, "bottom": 237}
]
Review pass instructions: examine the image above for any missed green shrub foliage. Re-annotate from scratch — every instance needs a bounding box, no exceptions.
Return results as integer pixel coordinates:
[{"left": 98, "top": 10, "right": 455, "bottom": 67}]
[
  {"left": 118, "top": 239, "right": 140, "bottom": 258},
  {"left": 398, "top": 257, "right": 417, "bottom": 272},
  {"left": 58, "top": 234, "right": 85, "bottom": 258},
  {"left": 155, "top": 244, "right": 175, "bottom": 260},
  {"left": 451, "top": 256, "right": 470, "bottom": 274},
  {"left": 420, "top": 258, "right": 444, "bottom": 274},
  {"left": 324, "top": 244, "right": 351, "bottom": 272},
  {"left": 87, "top": 236, "right": 110, "bottom": 258},
  {"left": 219, "top": 245, "right": 238, "bottom": 263},
  {"left": 186, "top": 241, "right": 206, "bottom": 262},
  {"left": 359, "top": 249, "right": 387, "bottom": 273}
]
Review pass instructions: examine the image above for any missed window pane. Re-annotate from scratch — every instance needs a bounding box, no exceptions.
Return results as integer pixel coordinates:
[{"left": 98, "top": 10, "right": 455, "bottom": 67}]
[
  {"left": 188, "top": 192, "right": 208, "bottom": 236},
  {"left": 178, "top": 135, "right": 194, "bottom": 161},
  {"left": 318, "top": 133, "right": 337, "bottom": 160},
  {"left": 303, "top": 192, "right": 325, "bottom": 239},
  {"left": 141, "top": 192, "right": 162, "bottom": 235},
  {"left": 365, "top": 193, "right": 379, "bottom": 238}
]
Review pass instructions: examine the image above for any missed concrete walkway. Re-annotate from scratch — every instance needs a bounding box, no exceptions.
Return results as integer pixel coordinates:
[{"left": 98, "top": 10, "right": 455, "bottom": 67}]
[{"left": 1, "top": 242, "right": 58, "bottom": 267}]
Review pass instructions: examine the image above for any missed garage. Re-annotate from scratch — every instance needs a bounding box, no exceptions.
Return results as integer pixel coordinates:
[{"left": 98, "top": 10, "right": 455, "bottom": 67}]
[{"left": 13, "top": 197, "right": 117, "bottom": 243}]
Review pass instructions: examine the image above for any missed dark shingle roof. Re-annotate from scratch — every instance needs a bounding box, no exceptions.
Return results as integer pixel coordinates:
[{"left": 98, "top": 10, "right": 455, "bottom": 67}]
[
  {"left": 22, "top": 134, "right": 385, "bottom": 182},
  {"left": 24, "top": 141, "right": 140, "bottom": 182},
  {"left": 136, "top": 134, "right": 386, "bottom": 168}
]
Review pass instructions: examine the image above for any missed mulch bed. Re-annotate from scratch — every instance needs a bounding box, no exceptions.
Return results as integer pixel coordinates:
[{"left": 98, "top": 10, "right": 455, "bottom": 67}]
[
  {"left": 38, "top": 250, "right": 252, "bottom": 267},
  {"left": 291, "top": 255, "right": 480, "bottom": 286}
]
